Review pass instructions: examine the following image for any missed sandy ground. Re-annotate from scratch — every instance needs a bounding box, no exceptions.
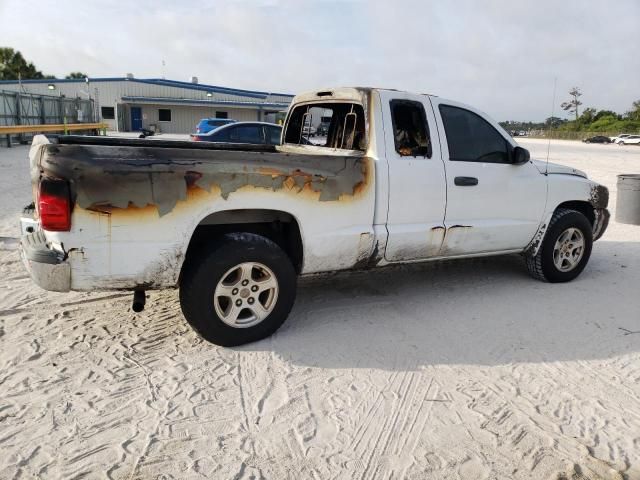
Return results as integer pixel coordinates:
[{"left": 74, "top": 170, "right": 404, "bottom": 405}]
[{"left": 0, "top": 139, "right": 639, "bottom": 479}]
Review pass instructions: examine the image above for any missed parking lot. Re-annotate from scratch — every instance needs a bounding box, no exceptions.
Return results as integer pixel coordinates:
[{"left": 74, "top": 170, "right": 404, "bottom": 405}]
[{"left": 1, "top": 138, "right": 639, "bottom": 479}]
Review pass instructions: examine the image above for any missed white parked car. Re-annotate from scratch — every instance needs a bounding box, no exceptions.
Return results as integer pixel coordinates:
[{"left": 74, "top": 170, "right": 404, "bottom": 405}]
[
  {"left": 611, "top": 134, "right": 632, "bottom": 144},
  {"left": 20, "top": 87, "right": 610, "bottom": 346},
  {"left": 618, "top": 135, "right": 640, "bottom": 145}
]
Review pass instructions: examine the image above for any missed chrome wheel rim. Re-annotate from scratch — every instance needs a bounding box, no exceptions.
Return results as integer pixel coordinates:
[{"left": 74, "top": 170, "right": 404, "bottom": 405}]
[
  {"left": 214, "top": 262, "right": 279, "bottom": 328},
  {"left": 552, "top": 227, "right": 585, "bottom": 272}
]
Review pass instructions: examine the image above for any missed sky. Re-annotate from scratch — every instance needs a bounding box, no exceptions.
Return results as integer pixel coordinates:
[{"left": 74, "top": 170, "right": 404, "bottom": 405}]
[{"left": 1, "top": 0, "right": 638, "bottom": 121}]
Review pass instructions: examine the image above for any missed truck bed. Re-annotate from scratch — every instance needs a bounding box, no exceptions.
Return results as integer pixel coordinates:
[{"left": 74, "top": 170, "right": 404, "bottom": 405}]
[{"left": 32, "top": 134, "right": 370, "bottom": 217}]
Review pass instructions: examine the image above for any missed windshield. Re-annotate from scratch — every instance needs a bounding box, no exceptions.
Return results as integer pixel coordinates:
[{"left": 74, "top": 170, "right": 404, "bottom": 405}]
[{"left": 284, "top": 102, "right": 366, "bottom": 151}]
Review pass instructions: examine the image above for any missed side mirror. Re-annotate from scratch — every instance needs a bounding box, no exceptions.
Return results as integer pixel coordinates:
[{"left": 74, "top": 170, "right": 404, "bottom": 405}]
[{"left": 512, "top": 146, "right": 530, "bottom": 165}]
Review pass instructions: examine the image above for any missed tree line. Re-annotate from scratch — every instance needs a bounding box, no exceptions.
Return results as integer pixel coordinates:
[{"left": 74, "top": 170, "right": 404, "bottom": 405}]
[
  {"left": 0, "top": 47, "right": 87, "bottom": 81},
  {"left": 501, "top": 87, "right": 640, "bottom": 134}
]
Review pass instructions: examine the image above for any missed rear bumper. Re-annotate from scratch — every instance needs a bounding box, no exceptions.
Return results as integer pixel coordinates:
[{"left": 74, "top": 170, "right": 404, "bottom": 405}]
[{"left": 20, "top": 230, "right": 71, "bottom": 292}]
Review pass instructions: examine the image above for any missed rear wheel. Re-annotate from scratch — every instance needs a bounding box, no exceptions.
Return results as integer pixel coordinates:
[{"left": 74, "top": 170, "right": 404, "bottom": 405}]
[
  {"left": 525, "top": 208, "right": 593, "bottom": 283},
  {"left": 180, "top": 232, "right": 297, "bottom": 346}
]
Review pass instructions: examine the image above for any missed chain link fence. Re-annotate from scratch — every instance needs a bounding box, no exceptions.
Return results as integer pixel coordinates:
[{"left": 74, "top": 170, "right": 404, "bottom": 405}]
[{"left": 1, "top": 89, "right": 94, "bottom": 145}]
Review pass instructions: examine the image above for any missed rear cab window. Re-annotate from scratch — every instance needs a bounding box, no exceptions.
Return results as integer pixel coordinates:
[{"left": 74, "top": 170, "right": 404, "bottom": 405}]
[
  {"left": 439, "top": 105, "right": 510, "bottom": 163},
  {"left": 283, "top": 102, "right": 367, "bottom": 151}
]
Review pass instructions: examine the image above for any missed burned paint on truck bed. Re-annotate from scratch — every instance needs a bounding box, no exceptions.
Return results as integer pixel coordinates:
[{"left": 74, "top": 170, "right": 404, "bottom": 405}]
[
  {"left": 25, "top": 133, "right": 377, "bottom": 291},
  {"left": 32, "top": 135, "right": 371, "bottom": 217}
]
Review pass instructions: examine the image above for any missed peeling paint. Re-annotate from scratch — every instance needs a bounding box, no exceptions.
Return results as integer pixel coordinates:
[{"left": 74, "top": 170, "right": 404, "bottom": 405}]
[
  {"left": 34, "top": 137, "right": 371, "bottom": 217},
  {"left": 438, "top": 225, "right": 473, "bottom": 256},
  {"left": 386, "top": 224, "right": 474, "bottom": 262},
  {"left": 446, "top": 225, "right": 472, "bottom": 230},
  {"left": 524, "top": 219, "right": 549, "bottom": 256},
  {"left": 592, "top": 208, "right": 610, "bottom": 241},
  {"left": 369, "top": 240, "right": 382, "bottom": 266},
  {"left": 589, "top": 184, "right": 609, "bottom": 210},
  {"left": 428, "top": 226, "right": 446, "bottom": 257},
  {"left": 352, "top": 232, "right": 375, "bottom": 269}
]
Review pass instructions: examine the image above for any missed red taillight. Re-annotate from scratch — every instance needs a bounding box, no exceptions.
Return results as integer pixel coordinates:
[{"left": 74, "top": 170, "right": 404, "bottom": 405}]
[{"left": 38, "top": 179, "right": 71, "bottom": 231}]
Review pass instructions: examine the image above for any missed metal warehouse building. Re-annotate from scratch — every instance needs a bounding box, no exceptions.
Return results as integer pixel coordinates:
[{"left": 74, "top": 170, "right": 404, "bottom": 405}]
[{"left": 0, "top": 76, "right": 294, "bottom": 134}]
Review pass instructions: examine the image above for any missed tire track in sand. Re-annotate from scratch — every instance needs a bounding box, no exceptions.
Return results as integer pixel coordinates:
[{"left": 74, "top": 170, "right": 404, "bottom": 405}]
[{"left": 358, "top": 371, "right": 414, "bottom": 479}]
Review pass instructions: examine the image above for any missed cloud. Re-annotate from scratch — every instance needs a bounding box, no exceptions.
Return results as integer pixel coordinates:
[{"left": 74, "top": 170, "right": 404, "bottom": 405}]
[{"left": 1, "top": 0, "right": 638, "bottom": 120}]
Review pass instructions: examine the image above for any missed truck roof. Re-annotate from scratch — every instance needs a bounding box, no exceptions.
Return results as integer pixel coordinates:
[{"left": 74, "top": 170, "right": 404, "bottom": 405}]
[{"left": 292, "top": 87, "right": 438, "bottom": 105}]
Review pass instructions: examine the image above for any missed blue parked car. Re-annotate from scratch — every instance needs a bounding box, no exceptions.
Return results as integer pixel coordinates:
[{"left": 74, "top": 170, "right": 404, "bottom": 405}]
[
  {"left": 195, "top": 118, "right": 236, "bottom": 134},
  {"left": 191, "top": 122, "right": 282, "bottom": 145}
]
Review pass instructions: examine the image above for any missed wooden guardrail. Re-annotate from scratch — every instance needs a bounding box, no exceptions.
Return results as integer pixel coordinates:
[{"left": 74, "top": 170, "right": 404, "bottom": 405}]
[
  {"left": 0, "top": 122, "right": 108, "bottom": 135},
  {"left": 1, "top": 122, "right": 108, "bottom": 147}
]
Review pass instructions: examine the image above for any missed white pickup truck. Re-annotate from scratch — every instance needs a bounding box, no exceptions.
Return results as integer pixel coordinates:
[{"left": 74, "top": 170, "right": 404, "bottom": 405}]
[{"left": 21, "top": 87, "right": 610, "bottom": 346}]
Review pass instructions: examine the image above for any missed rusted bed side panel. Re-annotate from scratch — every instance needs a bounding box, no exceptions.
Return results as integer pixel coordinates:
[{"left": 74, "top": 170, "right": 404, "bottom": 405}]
[{"left": 37, "top": 141, "right": 370, "bottom": 216}]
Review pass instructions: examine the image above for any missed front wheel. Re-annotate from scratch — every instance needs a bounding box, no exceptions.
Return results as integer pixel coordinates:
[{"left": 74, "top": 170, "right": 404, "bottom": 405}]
[
  {"left": 525, "top": 208, "right": 593, "bottom": 283},
  {"left": 180, "top": 233, "right": 297, "bottom": 346}
]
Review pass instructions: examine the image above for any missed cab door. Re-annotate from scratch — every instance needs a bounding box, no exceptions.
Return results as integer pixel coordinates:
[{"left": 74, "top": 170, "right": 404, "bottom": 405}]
[
  {"left": 380, "top": 91, "right": 447, "bottom": 262},
  {"left": 430, "top": 97, "right": 546, "bottom": 255}
]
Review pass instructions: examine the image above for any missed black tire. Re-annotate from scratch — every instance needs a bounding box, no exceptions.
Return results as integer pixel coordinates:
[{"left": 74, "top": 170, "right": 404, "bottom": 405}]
[
  {"left": 179, "top": 232, "right": 297, "bottom": 346},
  {"left": 525, "top": 208, "right": 593, "bottom": 283}
]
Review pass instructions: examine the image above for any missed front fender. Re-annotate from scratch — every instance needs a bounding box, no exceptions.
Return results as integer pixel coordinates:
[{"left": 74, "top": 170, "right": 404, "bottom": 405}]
[{"left": 526, "top": 176, "right": 609, "bottom": 255}]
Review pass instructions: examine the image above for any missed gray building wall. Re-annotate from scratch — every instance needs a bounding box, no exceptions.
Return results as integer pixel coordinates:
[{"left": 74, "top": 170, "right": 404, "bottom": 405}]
[
  {"left": 135, "top": 104, "right": 259, "bottom": 134},
  {"left": 0, "top": 78, "right": 293, "bottom": 133}
]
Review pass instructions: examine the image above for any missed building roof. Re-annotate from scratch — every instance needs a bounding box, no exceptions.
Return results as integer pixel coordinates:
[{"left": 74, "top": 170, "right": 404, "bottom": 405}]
[
  {"left": 0, "top": 77, "right": 294, "bottom": 100},
  {"left": 121, "top": 96, "right": 290, "bottom": 109}
]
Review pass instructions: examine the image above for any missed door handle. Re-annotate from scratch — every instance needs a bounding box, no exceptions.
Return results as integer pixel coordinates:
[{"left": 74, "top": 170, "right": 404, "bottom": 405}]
[{"left": 454, "top": 176, "right": 478, "bottom": 186}]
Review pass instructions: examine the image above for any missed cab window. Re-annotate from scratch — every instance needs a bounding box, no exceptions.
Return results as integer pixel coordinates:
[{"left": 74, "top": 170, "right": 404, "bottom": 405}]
[
  {"left": 390, "top": 100, "right": 432, "bottom": 157},
  {"left": 439, "top": 105, "right": 510, "bottom": 163}
]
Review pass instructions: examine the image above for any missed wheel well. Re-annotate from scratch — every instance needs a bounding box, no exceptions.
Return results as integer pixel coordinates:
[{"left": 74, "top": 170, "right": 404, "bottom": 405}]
[
  {"left": 182, "top": 209, "right": 304, "bottom": 276},
  {"left": 556, "top": 201, "right": 595, "bottom": 226}
]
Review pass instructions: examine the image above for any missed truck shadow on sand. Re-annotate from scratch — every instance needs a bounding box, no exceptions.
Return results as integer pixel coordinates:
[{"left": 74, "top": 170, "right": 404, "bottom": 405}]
[{"left": 239, "top": 240, "right": 640, "bottom": 369}]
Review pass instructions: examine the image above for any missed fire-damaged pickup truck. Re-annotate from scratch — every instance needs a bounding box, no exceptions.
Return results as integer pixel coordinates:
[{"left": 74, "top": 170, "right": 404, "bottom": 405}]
[{"left": 21, "top": 87, "right": 609, "bottom": 346}]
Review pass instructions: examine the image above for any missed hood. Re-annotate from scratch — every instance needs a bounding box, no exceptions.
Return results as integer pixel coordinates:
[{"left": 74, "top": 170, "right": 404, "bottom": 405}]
[{"left": 532, "top": 159, "right": 588, "bottom": 178}]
